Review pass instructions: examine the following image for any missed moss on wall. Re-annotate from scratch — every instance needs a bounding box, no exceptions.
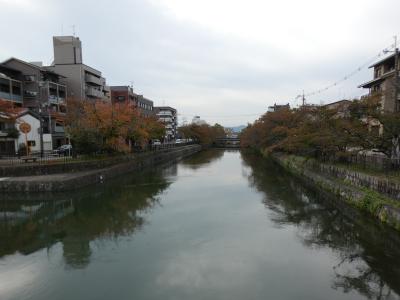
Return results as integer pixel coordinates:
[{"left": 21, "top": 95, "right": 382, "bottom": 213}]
[{"left": 273, "top": 154, "right": 400, "bottom": 232}]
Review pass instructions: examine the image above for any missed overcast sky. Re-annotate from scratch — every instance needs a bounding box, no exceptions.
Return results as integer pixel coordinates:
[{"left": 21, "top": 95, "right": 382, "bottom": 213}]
[{"left": 1, "top": 0, "right": 400, "bottom": 126}]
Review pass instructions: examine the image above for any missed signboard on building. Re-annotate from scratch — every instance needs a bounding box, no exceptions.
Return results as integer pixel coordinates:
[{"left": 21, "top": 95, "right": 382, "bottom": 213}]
[{"left": 19, "top": 122, "right": 31, "bottom": 134}]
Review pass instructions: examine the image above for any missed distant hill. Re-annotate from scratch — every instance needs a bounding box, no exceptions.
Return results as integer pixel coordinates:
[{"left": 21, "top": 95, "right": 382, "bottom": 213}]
[{"left": 225, "top": 125, "right": 246, "bottom": 133}]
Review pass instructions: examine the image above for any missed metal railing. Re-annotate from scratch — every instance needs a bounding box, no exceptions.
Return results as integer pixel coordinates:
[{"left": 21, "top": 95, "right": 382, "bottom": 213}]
[
  {"left": 0, "top": 142, "right": 197, "bottom": 166},
  {"left": 132, "top": 141, "right": 195, "bottom": 153},
  {"left": 0, "top": 151, "right": 74, "bottom": 165}
]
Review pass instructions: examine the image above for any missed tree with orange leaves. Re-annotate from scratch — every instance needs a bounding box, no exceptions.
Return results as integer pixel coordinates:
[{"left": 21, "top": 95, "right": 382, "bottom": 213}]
[
  {"left": 0, "top": 98, "right": 22, "bottom": 139},
  {"left": 178, "top": 123, "right": 225, "bottom": 145},
  {"left": 66, "top": 98, "right": 165, "bottom": 154}
]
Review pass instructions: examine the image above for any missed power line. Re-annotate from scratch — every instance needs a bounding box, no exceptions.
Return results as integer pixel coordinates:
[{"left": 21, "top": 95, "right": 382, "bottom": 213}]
[
  {"left": 178, "top": 113, "right": 262, "bottom": 118},
  {"left": 180, "top": 42, "right": 398, "bottom": 120},
  {"left": 300, "top": 43, "right": 396, "bottom": 99}
]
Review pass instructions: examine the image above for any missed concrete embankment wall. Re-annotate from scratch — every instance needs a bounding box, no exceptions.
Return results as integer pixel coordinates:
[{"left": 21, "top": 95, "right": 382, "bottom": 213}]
[
  {"left": 0, "top": 155, "right": 130, "bottom": 177},
  {"left": 0, "top": 145, "right": 201, "bottom": 193},
  {"left": 272, "top": 154, "right": 400, "bottom": 231},
  {"left": 1, "top": 147, "right": 200, "bottom": 177}
]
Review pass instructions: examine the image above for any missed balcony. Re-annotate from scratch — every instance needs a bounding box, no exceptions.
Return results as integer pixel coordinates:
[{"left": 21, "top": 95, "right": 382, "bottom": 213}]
[
  {"left": 85, "top": 73, "right": 102, "bottom": 86},
  {"left": 103, "top": 85, "right": 110, "bottom": 93},
  {"left": 86, "top": 86, "right": 104, "bottom": 98},
  {"left": 48, "top": 95, "right": 59, "bottom": 104},
  {"left": 48, "top": 94, "right": 66, "bottom": 104},
  {"left": 0, "top": 91, "right": 22, "bottom": 103},
  {"left": 157, "top": 111, "right": 173, "bottom": 116},
  {"left": 160, "top": 117, "right": 173, "bottom": 123}
]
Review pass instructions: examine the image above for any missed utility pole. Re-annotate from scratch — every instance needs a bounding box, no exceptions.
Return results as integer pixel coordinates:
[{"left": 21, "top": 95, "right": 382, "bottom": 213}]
[
  {"left": 39, "top": 106, "right": 44, "bottom": 158},
  {"left": 394, "top": 35, "right": 399, "bottom": 112},
  {"left": 296, "top": 91, "right": 306, "bottom": 108}
]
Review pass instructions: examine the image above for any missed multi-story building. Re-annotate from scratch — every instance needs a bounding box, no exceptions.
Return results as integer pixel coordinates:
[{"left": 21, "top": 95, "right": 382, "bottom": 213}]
[
  {"left": 110, "top": 86, "right": 154, "bottom": 117},
  {"left": 0, "top": 64, "right": 23, "bottom": 106},
  {"left": 47, "top": 36, "right": 110, "bottom": 102},
  {"left": 267, "top": 103, "right": 290, "bottom": 112},
  {"left": 1, "top": 59, "right": 67, "bottom": 112},
  {"left": 0, "top": 58, "right": 67, "bottom": 148},
  {"left": 154, "top": 106, "right": 177, "bottom": 141},
  {"left": 359, "top": 53, "right": 399, "bottom": 112}
]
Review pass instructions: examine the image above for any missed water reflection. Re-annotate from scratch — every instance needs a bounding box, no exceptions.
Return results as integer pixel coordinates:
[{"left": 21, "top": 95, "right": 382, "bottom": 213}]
[
  {"left": 2, "top": 150, "right": 400, "bottom": 300},
  {"left": 179, "top": 149, "right": 224, "bottom": 170},
  {"left": 0, "top": 165, "right": 175, "bottom": 268},
  {"left": 241, "top": 152, "right": 400, "bottom": 299}
]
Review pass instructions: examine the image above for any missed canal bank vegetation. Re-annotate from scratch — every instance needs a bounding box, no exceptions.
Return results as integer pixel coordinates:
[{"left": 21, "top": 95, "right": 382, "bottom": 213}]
[
  {"left": 66, "top": 99, "right": 166, "bottom": 154},
  {"left": 178, "top": 123, "right": 225, "bottom": 145},
  {"left": 240, "top": 94, "right": 400, "bottom": 230},
  {"left": 241, "top": 94, "right": 400, "bottom": 163}
]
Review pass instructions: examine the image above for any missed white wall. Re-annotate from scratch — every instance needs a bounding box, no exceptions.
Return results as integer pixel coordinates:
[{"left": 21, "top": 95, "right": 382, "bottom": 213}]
[{"left": 15, "top": 114, "right": 52, "bottom": 152}]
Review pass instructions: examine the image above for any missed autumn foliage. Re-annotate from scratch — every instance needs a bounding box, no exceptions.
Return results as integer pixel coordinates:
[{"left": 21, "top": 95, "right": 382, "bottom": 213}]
[
  {"left": 66, "top": 99, "right": 165, "bottom": 154},
  {"left": 178, "top": 123, "right": 225, "bottom": 145},
  {"left": 241, "top": 94, "right": 400, "bottom": 160},
  {"left": 0, "top": 98, "right": 22, "bottom": 117}
]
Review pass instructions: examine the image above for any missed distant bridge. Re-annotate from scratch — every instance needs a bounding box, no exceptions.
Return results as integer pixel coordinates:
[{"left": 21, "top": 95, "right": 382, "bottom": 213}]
[{"left": 214, "top": 137, "right": 241, "bottom": 148}]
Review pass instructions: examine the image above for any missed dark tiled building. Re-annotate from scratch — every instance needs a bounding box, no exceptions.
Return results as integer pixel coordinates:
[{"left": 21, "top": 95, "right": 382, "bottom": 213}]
[{"left": 359, "top": 53, "right": 399, "bottom": 112}]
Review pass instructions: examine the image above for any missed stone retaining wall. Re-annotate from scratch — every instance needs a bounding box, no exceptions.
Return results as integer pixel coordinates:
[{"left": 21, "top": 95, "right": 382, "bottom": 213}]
[
  {"left": 0, "top": 145, "right": 202, "bottom": 193},
  {"left": 305, "top": 160, "right": 400, "bottom": 201},
  {"left": 273, "top": 154, "right": 400, "bottom": 231}
]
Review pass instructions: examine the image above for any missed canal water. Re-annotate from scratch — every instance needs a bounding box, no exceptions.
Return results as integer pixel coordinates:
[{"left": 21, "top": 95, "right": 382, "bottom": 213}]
[{"left": 1, "top": 150, "right": 400, "bottom": 300}]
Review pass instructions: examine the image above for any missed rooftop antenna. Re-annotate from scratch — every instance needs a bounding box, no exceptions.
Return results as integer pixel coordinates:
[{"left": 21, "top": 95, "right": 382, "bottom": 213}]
[
  {"left": 61, "top": 24, "right": 64, "bottom": 35},
  {"left": 72, "top": 25, "right": 76, "bottom": 37}
]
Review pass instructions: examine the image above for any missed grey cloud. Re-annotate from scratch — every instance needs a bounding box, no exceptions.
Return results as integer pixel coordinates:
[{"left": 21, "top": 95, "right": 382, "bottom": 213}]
[{"left": 1, "top": 0, "right": 399, "bottom": 125}]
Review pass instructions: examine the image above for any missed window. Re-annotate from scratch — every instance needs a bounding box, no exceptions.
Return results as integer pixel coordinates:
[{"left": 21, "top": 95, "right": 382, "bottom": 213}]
[
  {"left": 28, "top": 140, "right": 36, "bottom": 147},
  {"left": 0, "top": 83, "right": 10, "bottom": 93},
  {"left": 116, "top": 95, "right": 125, "bottom": 101},
  {"left": 12, "top": 83, "right": 21, "bottom": 95}
]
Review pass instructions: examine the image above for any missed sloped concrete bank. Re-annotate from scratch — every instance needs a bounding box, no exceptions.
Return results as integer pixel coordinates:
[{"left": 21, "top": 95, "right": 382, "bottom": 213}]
[
  {"left": 272, "top": 154, "right": 400, "bottom": 231},
  {"left": 0, "top": 145, "right": 202, "bottom": 193}
]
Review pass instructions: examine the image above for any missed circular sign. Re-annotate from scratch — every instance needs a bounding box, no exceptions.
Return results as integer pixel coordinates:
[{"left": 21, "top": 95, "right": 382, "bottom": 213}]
[{"left": 19, "top": 122, "right": 31, "bottom": 134}]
